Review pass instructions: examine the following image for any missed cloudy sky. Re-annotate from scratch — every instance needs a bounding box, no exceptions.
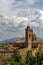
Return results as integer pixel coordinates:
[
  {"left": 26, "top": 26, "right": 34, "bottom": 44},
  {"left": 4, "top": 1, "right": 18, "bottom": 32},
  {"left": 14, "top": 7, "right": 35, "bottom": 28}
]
[{"left": 0, "top": 0, "right": 43, "bottom": 41}]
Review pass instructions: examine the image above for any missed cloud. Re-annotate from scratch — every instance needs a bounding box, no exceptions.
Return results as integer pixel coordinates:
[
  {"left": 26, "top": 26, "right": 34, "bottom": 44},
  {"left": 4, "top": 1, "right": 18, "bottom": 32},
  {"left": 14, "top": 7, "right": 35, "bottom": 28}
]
[
  {"left": 0, "top": 0, "right": 38, "bottom": 16},
  {"left": 0, "top": 0, "right": 43, "bottom": 40},
  {"left": 0, "top": 14, "right": 28, "bottom": 27},
  {"left": 0, "top": 9, "right": 42, "bottom": 28},
  {"left": 12, "top": 0, "right": 37, "bottom": 9},
  {"left": 0, "top": 8, "right": 43, "bottom": 40},
  {"left": 0, "top": 9, "right": 40, "bottom": 32},
  {"left": 24, "top": 0, "right": 37, "bottom": 4},
  {"left": 39, "top": 10, "right": 43, "bottom": 26}
]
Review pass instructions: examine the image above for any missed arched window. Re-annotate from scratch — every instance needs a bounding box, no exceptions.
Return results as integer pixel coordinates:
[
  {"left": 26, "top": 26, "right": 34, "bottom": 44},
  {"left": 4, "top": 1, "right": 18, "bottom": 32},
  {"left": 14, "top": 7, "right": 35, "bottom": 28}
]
[
  {"left": 29, "top": 35, "right": 31, "bottom": 37},
  {"left": 32, "top": 44, "right": 38, "bottom": 48}
]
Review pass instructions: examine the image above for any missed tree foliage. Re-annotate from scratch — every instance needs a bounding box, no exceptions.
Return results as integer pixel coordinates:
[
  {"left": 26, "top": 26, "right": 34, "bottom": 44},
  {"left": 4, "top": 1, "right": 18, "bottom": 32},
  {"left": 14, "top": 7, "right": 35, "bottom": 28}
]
[{"left": 4, "top": 51, "right": 43, "bottom": 65}]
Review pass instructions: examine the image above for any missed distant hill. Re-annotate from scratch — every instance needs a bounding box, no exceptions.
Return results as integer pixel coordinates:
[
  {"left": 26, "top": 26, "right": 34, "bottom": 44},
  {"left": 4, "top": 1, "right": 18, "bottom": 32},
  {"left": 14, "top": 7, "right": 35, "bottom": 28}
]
[
  {"left": 37, "top": 37, "right": 43, "bottom": 41},
  {"left": 0, "top": 37, "right": 43, "bottom": 44},
  {"left": 0, "top": 37, "right": 25, "bottom": 44}
]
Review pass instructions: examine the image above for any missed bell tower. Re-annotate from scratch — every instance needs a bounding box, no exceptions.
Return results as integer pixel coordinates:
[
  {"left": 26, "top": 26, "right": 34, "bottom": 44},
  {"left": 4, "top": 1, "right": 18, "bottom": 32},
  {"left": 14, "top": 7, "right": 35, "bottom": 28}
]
[{"left": 25, "top": 26, "right": 33, "bottom": 50}]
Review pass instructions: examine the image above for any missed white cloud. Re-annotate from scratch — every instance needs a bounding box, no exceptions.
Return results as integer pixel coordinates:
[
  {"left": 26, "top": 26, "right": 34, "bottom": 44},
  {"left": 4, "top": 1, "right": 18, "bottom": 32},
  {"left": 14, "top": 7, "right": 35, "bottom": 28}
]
[
  {"left": 0, "top": 8, "right": 43, "bottom": 40},
  {"left": 0, "top": 0, "right": 38, "bottom": 16},
  {"left": 39, "top": 10, "right": 43, "bottom": 26},
  {"left": 0, "top": 9, "right": 40, "bottom": 31}
]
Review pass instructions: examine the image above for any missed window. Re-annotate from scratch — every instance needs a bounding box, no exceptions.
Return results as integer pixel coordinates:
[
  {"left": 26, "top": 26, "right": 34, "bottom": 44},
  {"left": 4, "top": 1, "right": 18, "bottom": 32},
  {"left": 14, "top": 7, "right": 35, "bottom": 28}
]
[
  {"left": 32, "top": 44, "right": 38, "bottom": 48},
  {"left": 29, "top": 35, "right": 31, "bottom": 37},
  {"left": 32, "top": 38, "right": 34, "bottom": 41}
]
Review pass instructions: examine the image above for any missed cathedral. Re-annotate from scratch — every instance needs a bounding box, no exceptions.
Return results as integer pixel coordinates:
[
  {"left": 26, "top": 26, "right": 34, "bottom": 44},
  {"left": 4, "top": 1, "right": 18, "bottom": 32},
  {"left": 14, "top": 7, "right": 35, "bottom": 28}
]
[{"left": 0, "top": 26, "right": 43, "bottom": 65}]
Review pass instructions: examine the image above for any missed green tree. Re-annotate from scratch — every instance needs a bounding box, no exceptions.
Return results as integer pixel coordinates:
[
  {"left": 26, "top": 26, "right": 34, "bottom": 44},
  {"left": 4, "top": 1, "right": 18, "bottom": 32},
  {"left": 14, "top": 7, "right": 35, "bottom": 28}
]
[
  {"left": 36, "top": 51, "right": 43, "bottom": 65},
  {"left": 4, "top": 51, "right": 43, "bottom": 65},
  {"left": 5, "top": 52, "right": 25, "bottom": 65},
  {"left": 26, "top": 52, "right": 37, "bottom": 65},
  {"left": 14, "top": 52, "right": 25, "bottom": 65}
]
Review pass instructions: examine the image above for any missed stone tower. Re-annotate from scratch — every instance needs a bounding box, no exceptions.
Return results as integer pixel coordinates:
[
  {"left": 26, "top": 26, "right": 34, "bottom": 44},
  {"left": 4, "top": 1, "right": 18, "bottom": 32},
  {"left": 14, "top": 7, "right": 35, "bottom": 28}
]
[{"left": 25, "top": 26, "right": 33, "bottom": 50}]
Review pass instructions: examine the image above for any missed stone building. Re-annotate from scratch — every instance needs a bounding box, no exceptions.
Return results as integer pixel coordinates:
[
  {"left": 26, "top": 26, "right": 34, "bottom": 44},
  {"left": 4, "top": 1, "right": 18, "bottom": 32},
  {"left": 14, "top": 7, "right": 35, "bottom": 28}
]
[
  {"left": 13, "top": 26, "right": 43, "bottom": 56},
  {"left": 25, "top": 26, "right": 43, "bottom": 54},
  {"left": 0, "top": 25, "right": 43, "bottom": 65}
]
